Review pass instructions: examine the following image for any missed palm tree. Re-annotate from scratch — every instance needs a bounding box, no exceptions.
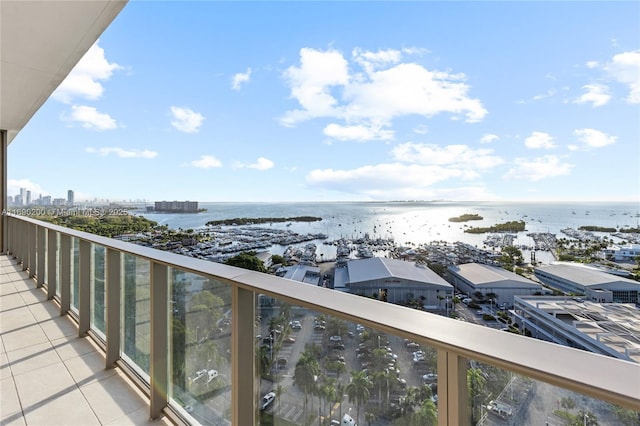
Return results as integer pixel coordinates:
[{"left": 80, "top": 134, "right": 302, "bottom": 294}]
[
  {"left": 294, "top": 351, "right": 320, "bottom": 419},
  {"left": 467, "top": 367, "right": 487, "bottom": 424},
  {"left": 346, "top": 370, "right": 371, "bottom": 425},
  {"left": 412, "top": 398, "right": 437, "bottom": 426},
  {"left": 274, "top": 384, "right": 285, "bottom": 420},
  {"left": 334, "top": 382, "right": 345, "bottom": 421}
]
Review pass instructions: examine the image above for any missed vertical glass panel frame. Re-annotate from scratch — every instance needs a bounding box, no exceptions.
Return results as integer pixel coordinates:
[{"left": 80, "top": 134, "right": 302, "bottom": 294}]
[
  {"left": 466, "top": 358, "right": 637, "bottom": 425},
  {"left": 70, "top": 237, "right": 80, "bottom": 312},
  {"left": 168, "top": 268, "right": 233, "bottom": 424},
  {"left": 256, "top": 297, "right": 439, "bottom": 426},
  {"left": 91, "top": 243, "right": 107, "bottom": 335},
  {"left": 122, "top": 254, "right": 151, "bottom": 378}
]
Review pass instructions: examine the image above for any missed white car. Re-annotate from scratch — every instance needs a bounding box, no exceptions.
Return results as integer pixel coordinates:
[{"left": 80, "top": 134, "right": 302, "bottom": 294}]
[
  {"left": 192, "top": 369, "right": 207, "bottom": 382},
  {"left": 340, "top": 413, "right": 356, "bottom": 425},
  {"left": 260, "top": 391, "right": 276, "bottom": 411},
  {"left": 206, "top": 369, "right": 218, "bottom": 384}
]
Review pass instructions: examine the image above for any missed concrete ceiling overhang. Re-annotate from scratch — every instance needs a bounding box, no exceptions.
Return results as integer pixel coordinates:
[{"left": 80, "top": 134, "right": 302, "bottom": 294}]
[{"left": 0, "top": 0, "right": 127, "bottom": 144}]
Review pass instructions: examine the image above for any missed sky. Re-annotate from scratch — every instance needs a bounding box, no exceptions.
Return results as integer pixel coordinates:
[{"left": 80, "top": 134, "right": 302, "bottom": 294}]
[{"left": 8, "top": 1, "right": 640, "bottom": 203}]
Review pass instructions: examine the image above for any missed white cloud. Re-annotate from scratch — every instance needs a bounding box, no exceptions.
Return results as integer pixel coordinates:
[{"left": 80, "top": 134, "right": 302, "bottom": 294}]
[
  {"left": 504, "top": 155, "right": 573, "bottom": 181},
  {"left": 574, "top": 84, "right": 611, "bottom": 107},
  {"left": 64, "top": 105, "right": 117, "bottom": 130},
  {"left": 231, "top": 68, "right": 252, "bottom": 90},
  {"left": 8, "top": 179, "right": 48, "bottom": 197},
  {"left": 53, "top": 42, "right": 122, "bottom": 103},
  {"left": 281, "top": 48, "right": 350, "bottom": 126},
  {"left": 233, "top": 157, "right": 274, "bottom": 170},
  {"left": 323, "top": 122, "right": 394, "bottom": 141},
  {"left": 412, "top": 125, "right": 429, "bottom": 135},
  {"left": 572, "top": 128, "right": 617, "bottom": 150},
  {"left": 524, "top": 132, "right": 556, "bottom": 149},
  {"left": 85, "top": 147, "right": 157, "bottom": 159},
  {"left": 304, "top": 163, "right": 498, "bottom": 201},
  {"left": 188, "top": 155, "right": 223, "bottom": 169},
  {"left": 605, "top": 50, "right": 640, "bottom": 104},
  {"left": 391, "top": 143, "right": 503, "bottom": 170},
  {"left": 532, "top": 89, "right": 557, "bottom": 101},
  {"left": 281, "top": 47, "right": 487, "bottom": 139},
  {"left": 586, "top": 61, "right": 599, "bottom": 69},
  {"left": 170, "top": 106, "right": 205, "bottom": 133},
  {"left": 480, "top": 133, "right": 499, "bottom": 144}
]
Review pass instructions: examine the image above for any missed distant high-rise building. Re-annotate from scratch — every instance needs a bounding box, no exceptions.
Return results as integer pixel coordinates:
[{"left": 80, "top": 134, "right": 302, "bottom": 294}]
[
  {"left": 42, "top": 196, "right": 52, "bottom": 205},
  {"left": 6, "top": 196, "right": 13, "bottom": 206},
  {"left": 53, "top": 198, "right": 66, "bottom": 206},
  {"left": 26, "top": 191, "right": 31, "bottom": 205},
  {"left": 67, "top": 190, "right": 74, "bottom": 206},
  {"left": 20, "top": 188, "right": 27, "bottom": 206}
]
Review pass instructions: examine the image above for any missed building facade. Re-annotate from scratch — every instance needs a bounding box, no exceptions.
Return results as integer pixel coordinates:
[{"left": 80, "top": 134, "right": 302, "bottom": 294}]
[
  {"left": 447, "top": 263, "right": 543, "bottom": 308},
  {"left": 345, "top": 257, "right": 453, "bottom": 306},
  {"left": 534, "top": 264, "right": 640, "bottom": 304}
]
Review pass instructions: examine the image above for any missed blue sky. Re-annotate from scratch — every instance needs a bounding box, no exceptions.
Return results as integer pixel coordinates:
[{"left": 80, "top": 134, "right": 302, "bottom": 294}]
[{"left": 8, "top": 1, "right": 640, "bottom": 203}]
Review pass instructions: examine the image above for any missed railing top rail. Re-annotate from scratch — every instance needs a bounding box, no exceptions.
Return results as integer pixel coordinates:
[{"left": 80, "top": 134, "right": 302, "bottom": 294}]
[{"left": 10, "top": 214, "right": 640, "bottom": 410}]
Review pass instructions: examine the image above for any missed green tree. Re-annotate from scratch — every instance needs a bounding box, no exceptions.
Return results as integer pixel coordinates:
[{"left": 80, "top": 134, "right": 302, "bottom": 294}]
[
  {"left": 467, "top": 367, "right": 486, "bottom": 424},
  {"left": 411, "top": 398, "right": 437, "bottom": 426},
  {"left": 346, "top": 370, "right": 372, "bottom": 425},
  {"left": 293, "top": 351, "right": 320, "bottom": 419},
  {"left": 224, "top": 251, "right": 267, "bottom": 272}
]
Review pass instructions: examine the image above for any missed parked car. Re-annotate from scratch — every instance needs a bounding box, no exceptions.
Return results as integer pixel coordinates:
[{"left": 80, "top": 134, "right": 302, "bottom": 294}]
[
  {"left": 206, "top": 369, "right": 218, "bottom": 384},
  {"left": 260, "top": 391, "right": 276, "bottom": 410}
]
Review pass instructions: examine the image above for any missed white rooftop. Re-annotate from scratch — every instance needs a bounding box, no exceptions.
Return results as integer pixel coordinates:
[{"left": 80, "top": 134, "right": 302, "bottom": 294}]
[
  {"left": 518, "top": 296, "right": 640, "bottom": 363},
  {"left": 537, "top": 263, "right": 640, "bottom": 288},
  {"left": 347, "top": 257, "right": 451, "bottom": 288},
  {"left": 449, "top": 263, "right": 541, "bottom": 289}
]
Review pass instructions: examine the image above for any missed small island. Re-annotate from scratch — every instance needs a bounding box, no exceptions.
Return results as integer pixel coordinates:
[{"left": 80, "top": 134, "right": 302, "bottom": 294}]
[
  {"left": 464, "top": 220, "right": 526, "bottom": 234},
  {"left": 448, "top": 213, "right": 483, "bottom": 223},
  {"left": 578, "top": 225, "right": 617, "bottom": 232},
  {"left": 206, "top": 216, "right": 322, "bottom": 226}
]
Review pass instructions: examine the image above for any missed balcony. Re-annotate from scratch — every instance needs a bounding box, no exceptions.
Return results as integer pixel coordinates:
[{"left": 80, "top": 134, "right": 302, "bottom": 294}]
[{"left": 2, "top": 214, "right": 639, "bottom": 425}]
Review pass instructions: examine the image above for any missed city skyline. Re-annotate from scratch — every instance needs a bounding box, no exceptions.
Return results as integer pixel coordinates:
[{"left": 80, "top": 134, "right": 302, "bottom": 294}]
[{"left": 7, "top": 2, "right": 640, "bottom": 203}]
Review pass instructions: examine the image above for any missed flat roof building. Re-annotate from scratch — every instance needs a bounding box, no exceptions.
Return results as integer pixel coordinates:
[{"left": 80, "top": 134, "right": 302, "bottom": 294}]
[
  {"left": 447, "top": 263, "right": 543, "bottom": 308},
  {"left": 514, "top": 296, "right": 640, "bottom": 363},
  {"left": 345, "top": 257, "right": 453, "bottom": 306},
  {"left": 534, "top": 263, "right": 640, "bottom": 304}
]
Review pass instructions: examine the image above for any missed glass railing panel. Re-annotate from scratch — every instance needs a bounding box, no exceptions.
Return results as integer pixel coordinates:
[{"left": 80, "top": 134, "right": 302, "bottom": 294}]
[
  {"left": 70, "top": 237, "right": 80, "bottom": 312},
  {"left": 122, "top": 253, "right": 151, "bottom": 377},
  {"left": 168, "top": 268, "right": 233, "bottom": 424},
  {"left": 256, "top": 297, "right": 438, "bottom": 426},
  {"left": 467, "top": 359, "right": 638, "bottom": 426},
  {"left": 91, "top": 244, "right": 106, "bottom": 335}
]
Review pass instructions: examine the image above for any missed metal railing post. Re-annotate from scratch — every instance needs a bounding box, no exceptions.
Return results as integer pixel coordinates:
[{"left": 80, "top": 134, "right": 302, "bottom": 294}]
[
  {"left": 105, "top": 248, "right": 121, "bottom": 368},
  {"left": 27, "top": 222, "right": 35, "bottom": 276},
  {"left": 36, "top": 225, "right": 46, "bottom": 287},
  {"left": 232, "top": 287, "right": 257, "bottom": 426},
  {"left": 438, "top": 349, "right": 470, "bottom": 426},
  {"left": 47, "top": 229, "right": 57, "bottom": 300},
  {"left": 150, "top": 262, "right": 168, "bottom": 419},
  {"left": 60, "top": 234, "right": 71, "bottom": 314},
  {"left": 78, "top": 240, "right": 91, "bottom": 336}
]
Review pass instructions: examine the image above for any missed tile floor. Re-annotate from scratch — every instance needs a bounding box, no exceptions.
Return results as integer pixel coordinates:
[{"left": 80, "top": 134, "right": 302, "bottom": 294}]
[{"left": 0, "top": 254, "right": 172, "bottom": 425}]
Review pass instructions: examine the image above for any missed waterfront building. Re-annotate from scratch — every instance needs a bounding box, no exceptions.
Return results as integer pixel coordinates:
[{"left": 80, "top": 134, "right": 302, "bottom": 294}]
[
  {"left": 602, "top": 243, "right": 640, "bottom": 262},
  {"left": 0, "top": 2, "right": 638, "bottom": 425},
  {"left": 276, "top": 264, "right": 322, "bottom": 286},
  {"left": 534, "top": 263, "right": 640, "bottom": 304},
  {"left": 513, "top": 296, "right": 640, "bottom": 363},
  {"left": 151, "top": 200, "right": 199, "bottom": 213},
  {"left": 447, "top": 263, "right": 543, "bottom": 308},
  {"left": 343, "top": 257, "right": 453, "bottom": 306}
]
